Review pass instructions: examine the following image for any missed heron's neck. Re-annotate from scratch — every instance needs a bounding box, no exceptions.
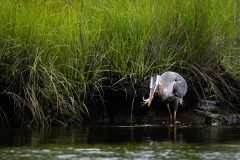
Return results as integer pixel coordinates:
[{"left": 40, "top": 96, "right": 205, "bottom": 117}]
[{"left": 157, "top": 83, "right": 164, "bottom": 96}]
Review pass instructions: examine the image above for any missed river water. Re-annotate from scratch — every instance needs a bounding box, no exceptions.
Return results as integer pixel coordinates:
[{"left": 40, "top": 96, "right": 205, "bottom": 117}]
[{"left": 0, "top": 125, "right": 240, "bottom": 159}]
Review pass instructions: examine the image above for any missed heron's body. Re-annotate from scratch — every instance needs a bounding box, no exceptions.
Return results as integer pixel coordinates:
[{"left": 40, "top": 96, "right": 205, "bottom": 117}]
[{"left": 144, "top": 71, "right": 188, "bottom": 125}]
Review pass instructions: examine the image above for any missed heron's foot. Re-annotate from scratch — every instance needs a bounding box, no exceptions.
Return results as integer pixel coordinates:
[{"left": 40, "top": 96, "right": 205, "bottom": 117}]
[
  {"left": 175, "top": 121, "right": 180, "bottom": 125},
  {"left": 169, "top": 123, "right": 174, "bottom": 127}
]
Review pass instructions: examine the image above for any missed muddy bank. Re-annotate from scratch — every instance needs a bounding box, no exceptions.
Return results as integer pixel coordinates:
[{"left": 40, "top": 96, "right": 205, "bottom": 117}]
[
  {"left": 89, "top": 69, "right": 240, "bottom": 126},
  {"left": 89, "top": 82, "right": 199, "bottom": 126}
]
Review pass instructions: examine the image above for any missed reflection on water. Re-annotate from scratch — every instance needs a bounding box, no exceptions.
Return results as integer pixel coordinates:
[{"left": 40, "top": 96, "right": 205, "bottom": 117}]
[{"left": 0, "top": 125, "right": 240, "bottom": 159}]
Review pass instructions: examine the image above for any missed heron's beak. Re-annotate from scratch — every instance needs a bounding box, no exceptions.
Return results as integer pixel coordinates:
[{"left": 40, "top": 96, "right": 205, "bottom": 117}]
[{"left": 148, "top": 101, "right": 151, "bottom": 107}]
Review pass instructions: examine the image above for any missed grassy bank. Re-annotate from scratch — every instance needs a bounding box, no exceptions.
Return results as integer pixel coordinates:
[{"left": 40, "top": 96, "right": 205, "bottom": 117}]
[{"left": 0, "top": 0, "right": 239, "bottom": 127}]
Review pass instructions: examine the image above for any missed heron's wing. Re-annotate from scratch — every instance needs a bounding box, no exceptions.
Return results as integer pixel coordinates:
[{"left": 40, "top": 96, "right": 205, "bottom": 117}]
[{"left": 173, "top": 78, "right": 188, "bottom": 98}]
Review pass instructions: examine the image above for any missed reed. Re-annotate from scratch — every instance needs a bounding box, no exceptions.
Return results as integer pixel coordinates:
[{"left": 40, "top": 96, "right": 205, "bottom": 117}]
[{"left": 0, "top": 0, "right": 239, "bottom": 127}]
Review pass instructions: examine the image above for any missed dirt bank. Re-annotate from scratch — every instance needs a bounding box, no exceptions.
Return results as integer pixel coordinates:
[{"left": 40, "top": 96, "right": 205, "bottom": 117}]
[{"left": 89, "top": 68, "right": 240, "bottom": 126}]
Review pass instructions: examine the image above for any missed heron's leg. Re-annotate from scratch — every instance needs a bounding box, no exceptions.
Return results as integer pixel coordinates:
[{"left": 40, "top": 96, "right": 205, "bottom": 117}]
[
  {"left": 167, "top": 103, "right": 172, "bottom": 125},
  {"left": 173, "top": 100, "right": 179, "bottom": 125}
]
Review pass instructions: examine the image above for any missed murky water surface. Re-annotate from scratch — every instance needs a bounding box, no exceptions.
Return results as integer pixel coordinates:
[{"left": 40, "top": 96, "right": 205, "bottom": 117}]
[{"left": 0, "top": 125, "right": 240, "bottom": 159}]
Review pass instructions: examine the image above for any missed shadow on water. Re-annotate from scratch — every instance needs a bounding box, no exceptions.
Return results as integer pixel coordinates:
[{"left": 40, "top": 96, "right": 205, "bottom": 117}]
[
  {"left": 1, "top": 125, "right": 240, "bottom": 147},
  {"left": 86, "top": 125, "right": 240, "bottom": 144},
  {"left": 1, "top": 125, "right": 240, "bottom": 160}
]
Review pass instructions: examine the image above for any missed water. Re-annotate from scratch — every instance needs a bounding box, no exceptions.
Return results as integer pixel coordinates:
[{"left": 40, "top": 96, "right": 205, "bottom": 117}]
[{"left": 1, "top": 125, "right": 240, "bottom": 159}]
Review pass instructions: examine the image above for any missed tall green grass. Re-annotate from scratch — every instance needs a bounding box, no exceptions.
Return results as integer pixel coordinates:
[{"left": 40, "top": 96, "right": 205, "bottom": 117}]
[{"left": 0, "top": 0, "right": 239, "bottom": 127}]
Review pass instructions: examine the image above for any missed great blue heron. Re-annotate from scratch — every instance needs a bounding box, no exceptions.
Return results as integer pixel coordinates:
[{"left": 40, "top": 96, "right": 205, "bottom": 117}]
[{"left": 143, "top": 71, "right": 188, "bottom": 125}]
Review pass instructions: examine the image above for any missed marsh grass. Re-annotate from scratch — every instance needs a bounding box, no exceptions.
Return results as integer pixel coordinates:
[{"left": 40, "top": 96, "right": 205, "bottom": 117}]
[{"left": 0, "top": 0, "right": 239, "bottom": 127}]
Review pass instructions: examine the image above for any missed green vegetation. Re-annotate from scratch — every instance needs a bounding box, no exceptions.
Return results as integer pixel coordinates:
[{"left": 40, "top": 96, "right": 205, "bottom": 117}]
[{"left": 0, "top": 0, "right": 239, "bottom": 127}]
